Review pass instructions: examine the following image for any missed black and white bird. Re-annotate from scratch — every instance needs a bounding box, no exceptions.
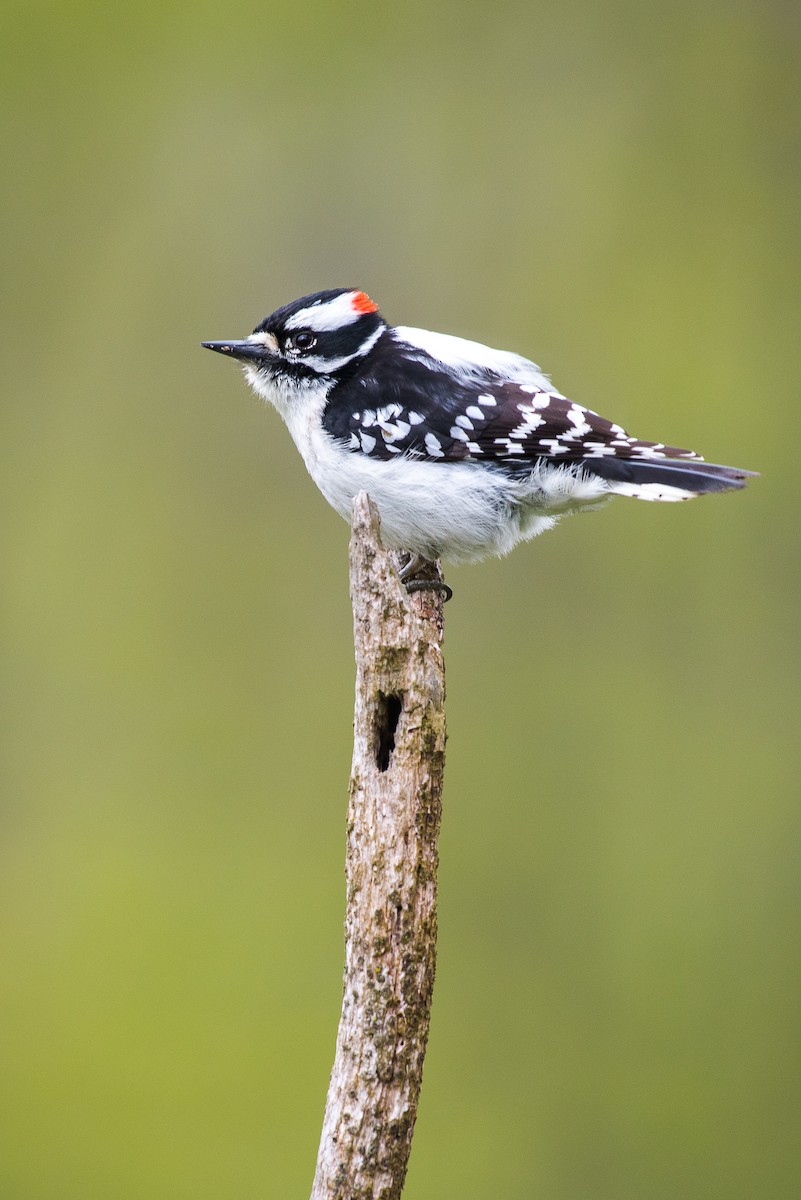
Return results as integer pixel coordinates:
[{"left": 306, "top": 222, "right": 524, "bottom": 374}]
[{"left": 203, "top": 288, "right": 754, "bottom": 579}]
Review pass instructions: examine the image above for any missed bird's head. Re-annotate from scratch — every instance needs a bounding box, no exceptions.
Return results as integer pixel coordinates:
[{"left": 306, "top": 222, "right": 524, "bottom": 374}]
[{"left": 203, "top": 289, "right": 386, "bottom": 407}]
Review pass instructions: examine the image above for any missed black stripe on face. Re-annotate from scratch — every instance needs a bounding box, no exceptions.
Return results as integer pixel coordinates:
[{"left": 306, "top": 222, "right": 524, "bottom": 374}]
[{"left": 311, "top": 312, "right": 383, "bottom": 366}]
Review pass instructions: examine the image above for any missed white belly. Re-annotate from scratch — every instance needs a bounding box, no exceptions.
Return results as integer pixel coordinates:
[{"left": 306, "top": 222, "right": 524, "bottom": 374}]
[
  {"left": 297, "top": 423, "right": 609, "bottom": 564},
  {"left": 249, "top": 368, "right": 610, "bottom": 564}
]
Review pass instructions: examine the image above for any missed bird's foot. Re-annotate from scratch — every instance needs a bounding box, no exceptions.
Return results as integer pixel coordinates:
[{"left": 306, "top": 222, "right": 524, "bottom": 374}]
[
  {"left": 397, "top": 553, "right": 453, "bottom": 602},
  {"left": 405, "top": 578, "right": 453, "bottom": 602}
]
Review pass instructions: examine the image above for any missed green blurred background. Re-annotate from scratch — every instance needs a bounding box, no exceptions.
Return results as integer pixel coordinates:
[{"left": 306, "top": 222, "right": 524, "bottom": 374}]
[{"left": 2, "top": 2, "right": 799, "bottom": 1196}]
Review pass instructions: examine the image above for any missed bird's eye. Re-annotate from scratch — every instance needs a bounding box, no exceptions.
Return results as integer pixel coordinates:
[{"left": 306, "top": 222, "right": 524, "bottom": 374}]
[{"left": 289, "top": 330, "right": 317, "bottom": 353}]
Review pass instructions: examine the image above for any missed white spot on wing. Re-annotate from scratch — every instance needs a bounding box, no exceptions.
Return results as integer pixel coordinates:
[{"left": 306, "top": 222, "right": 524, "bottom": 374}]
[
  {"left": 511, "top": 409, "right": 545, "bottom": 433},
  {"left": 378, "top": 417, "right": 411, "bottom": 443},
  {"left": 581, "top": 444, "right": 616, "bottom": 456},
  {"left": 566, "top": 404, "right": 591, "bottom": 432}
]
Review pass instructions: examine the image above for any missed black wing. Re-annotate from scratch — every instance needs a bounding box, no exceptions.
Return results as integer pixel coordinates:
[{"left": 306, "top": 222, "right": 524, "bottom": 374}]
[{"left": 323, "top": 348, "right": 702, "bottom": 467}]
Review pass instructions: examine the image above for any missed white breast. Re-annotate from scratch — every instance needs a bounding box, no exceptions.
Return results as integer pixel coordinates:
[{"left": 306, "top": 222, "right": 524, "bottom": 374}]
[{"left": 244, "top": 361, "right": 609, "bottom": 564}]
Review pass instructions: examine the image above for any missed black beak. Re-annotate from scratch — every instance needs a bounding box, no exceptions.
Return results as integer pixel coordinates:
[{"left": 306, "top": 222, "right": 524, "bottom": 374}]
[{"left": 201, "top": 339, "right": 270, "bottom": 363}]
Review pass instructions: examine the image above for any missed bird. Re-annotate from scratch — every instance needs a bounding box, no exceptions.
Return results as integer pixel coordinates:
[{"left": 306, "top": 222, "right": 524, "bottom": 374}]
[{"left": 203, "top": 288, "right": 754, "bottom": 588}]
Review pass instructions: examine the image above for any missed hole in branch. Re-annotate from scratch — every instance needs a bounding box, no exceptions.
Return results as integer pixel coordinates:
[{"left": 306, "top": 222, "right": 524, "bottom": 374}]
[{"left": 375, "top": 692, "right": 403, "bottom": 772}]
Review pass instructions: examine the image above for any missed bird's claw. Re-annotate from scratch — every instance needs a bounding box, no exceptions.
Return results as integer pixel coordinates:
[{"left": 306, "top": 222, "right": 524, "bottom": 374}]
[{"left": 404, "top": 578, "right": 453, "bottom": 603}]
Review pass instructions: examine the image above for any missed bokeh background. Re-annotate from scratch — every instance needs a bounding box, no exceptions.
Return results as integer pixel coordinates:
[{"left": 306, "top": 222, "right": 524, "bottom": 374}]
[{"left": 2, "top": 2, "right": 799, "bottom": 1197}]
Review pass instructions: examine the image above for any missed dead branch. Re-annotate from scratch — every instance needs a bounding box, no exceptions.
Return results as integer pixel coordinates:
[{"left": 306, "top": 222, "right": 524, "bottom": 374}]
[{"left": 310, "top": 492, "right": 447, "bottom": 1200}]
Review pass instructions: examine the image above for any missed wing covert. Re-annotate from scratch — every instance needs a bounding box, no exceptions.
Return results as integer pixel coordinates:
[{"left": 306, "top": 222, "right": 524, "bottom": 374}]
[{"left": 322, "top": 340, "right": 701, "bottom": 465}]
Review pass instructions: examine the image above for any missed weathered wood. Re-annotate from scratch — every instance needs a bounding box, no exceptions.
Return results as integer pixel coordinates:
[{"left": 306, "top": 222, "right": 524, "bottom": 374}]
[{"left": 310, "top": 492, "right": 447, "bottom": 1200}]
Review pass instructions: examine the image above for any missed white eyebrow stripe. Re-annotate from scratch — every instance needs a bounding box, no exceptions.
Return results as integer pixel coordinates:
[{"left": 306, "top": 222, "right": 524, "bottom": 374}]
[{"left": 286, "top": 292, "right": 362, "bottom": 332}]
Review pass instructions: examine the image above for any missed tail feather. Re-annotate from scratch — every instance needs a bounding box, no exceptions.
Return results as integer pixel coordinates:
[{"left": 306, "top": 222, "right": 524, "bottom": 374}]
[{"left": 579, "top": 455, "right": 757, "bottom": 497}]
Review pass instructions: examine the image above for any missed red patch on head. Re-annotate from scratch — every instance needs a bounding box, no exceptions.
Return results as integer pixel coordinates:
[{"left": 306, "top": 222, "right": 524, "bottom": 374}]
[{"left": 351, "top": 290, "right": 379, "bottom": 314}]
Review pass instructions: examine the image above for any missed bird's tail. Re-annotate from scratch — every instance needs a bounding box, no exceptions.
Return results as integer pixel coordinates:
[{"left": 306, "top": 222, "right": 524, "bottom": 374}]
[{"left": 579, "top": 455, "right": 757, "bottom": 502}]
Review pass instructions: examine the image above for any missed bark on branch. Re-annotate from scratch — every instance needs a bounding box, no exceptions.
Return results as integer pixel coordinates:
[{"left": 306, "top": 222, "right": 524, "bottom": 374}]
[{"left": 310, "top": 492, "right": 447, "bottom": 1200}]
